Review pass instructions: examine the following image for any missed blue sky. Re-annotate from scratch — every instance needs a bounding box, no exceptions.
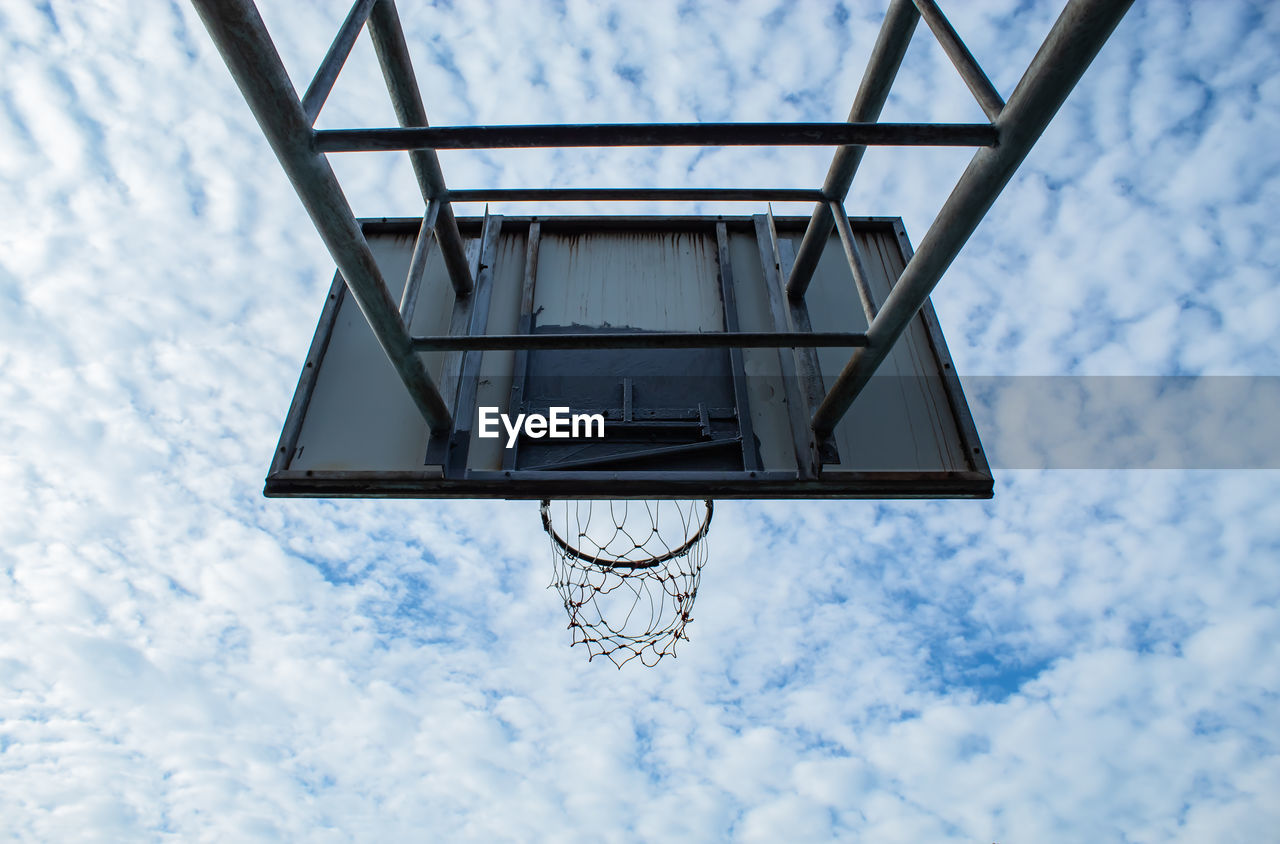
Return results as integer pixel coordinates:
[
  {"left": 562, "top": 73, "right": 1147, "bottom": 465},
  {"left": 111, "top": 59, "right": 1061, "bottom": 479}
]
[{"left": 1, "top": 0, "right": 1278, "bottom": 840}]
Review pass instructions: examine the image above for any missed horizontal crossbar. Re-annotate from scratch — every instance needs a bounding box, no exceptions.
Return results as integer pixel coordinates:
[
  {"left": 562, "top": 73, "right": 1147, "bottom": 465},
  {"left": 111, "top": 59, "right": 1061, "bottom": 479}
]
[
  {"left": 441, "top": 188, "right": 828, "bottom": 203},
  {"left": 521, "top": 438, "right": 742, "bottom": 472},
  {"left": 410, "top": 331, "right": 870, "bottom": 351},
  {"left": 315, "top": 122, "right": 998, "bottom": 151}
]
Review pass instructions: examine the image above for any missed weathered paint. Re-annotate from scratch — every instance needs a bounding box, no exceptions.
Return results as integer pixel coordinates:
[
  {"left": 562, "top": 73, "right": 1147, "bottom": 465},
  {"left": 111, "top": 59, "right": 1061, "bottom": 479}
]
[{"left": 533, "top": 231, "right": 723, "bottom": 333}]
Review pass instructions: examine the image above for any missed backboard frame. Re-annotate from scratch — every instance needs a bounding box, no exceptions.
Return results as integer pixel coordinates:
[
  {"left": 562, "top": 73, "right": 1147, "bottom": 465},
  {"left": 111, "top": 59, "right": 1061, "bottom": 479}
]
[{"left": 265, "top": 214, "right": 992, "bottom": 499}]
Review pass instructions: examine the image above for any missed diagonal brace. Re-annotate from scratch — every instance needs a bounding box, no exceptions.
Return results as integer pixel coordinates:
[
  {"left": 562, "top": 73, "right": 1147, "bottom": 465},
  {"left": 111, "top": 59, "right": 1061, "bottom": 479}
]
[
  {"left": 192, "top": 0, "right": 452, "bottom": 432},
  {"left": 366, "top": 0, "right": 474, "bottom": 298},
  {"left": 786, "top": 0, "right": 921, "bottom": 300},
  {"left": 912, "top": 0, "right": 1005, "bottom": 121},
  {"left": 812, "top": 0, "right": 1135, "bottom": 436},
  {"left": 301, "top": 0, "right": 377, "bottom": 125}
]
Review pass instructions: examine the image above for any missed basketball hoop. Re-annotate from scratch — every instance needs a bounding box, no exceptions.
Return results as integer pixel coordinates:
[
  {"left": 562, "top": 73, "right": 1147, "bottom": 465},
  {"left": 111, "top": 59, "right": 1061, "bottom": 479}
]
[{"left": 541, "top": 499, "right": 712, "bottom": 667}]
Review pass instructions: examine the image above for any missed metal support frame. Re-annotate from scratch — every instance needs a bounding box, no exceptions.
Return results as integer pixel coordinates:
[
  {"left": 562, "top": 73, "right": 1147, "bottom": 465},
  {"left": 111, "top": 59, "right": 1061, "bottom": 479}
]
[
  {"left": 268, "top": 468, "right": 993, "bottom": 499},
  {"left": 811, "top": 0, "right": 1135, "bottom": 435},
  {"left": 438, "top": 210, "right": 494, "bottom": 422},
  {"left": 398, "top": 198, "right": 440, "bottom": 326},
  {"left": 410, "top": 331, "right": 869, "bottom": 352},
  {"left": 830, "top": 201, "right": 879, "bottom": 324},
  {"left": 365, "top": 0, "right": 474, "bottom": 298},
  {"left": 198, "top": 0, "right": 1131, "bottom": 454},
  {"left": 315, "top": 122, "right": 996, "bottom": 151},
  {"left": 911, "top": 0, "right": 1005, "bottom": 121},
  {"left": 787, "top": 0, "right": 920, "bottom": 299},
  {"left": 192, "top": 0, "right": 453, "bottom": 432},
  {"left": 301, "top": 0, "right": 376, "bottom": 125},
  {"left": 521, "top": 439, "right": 742, "bottom": 473}
]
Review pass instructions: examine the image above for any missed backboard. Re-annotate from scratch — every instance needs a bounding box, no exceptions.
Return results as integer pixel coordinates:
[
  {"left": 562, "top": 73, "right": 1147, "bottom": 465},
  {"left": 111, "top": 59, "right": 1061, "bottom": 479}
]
[{"left": 266, "top": 213, "right": 991, "bottom": 499}]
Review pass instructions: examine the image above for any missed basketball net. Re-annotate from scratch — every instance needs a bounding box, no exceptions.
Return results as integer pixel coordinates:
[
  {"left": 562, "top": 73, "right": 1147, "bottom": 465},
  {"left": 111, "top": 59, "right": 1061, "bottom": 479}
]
[{"left": 540, "top": 499, "right": 712, "bottom": 667}]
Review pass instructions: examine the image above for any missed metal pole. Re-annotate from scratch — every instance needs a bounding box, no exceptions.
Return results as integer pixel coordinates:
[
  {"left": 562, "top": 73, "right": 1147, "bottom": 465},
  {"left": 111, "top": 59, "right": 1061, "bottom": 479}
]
[
  {"left": 192, "top": 0, "right": 453, "bottom": 432},
  {"left": 314, "top": 122, "right": 995, "bottom": 151},
  {"left": 365, "top": 0, "right": 474, "bottom": 297},
  {"left": 812, "top": 0, "right": 1134, "bottom": 435},
  {"left": 301, "top": 0, "right": 377, "bottom": 125},
  {"left": 441, "top": 188, "right": 828, "bottom": 203},
  {"left": 830, "top": 201, "right": 878, "bottom": 324},
  {"left": 912, "top": 0, "right": 1004, "bottom": 121},
  {"left": 399, "top": 198, "right": 440, "bottom": 326},
  {"left": 787, "top": 0, "right": 920, "bottom": 299},
  {"left": 410, "top": 331, "right": 870, "bottom": 352}
]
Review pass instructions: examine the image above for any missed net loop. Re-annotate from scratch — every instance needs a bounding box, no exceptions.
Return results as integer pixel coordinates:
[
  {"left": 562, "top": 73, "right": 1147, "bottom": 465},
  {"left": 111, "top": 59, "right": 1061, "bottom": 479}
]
[{"left": 541, "top": 499, "right": 712, "bottom": 667}]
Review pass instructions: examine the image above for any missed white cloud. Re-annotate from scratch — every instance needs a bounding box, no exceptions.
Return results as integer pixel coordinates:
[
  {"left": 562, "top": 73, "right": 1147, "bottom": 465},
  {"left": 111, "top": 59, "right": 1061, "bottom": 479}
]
[{"left": 1, "top": 0, "right": 1278, "bottom": 840}]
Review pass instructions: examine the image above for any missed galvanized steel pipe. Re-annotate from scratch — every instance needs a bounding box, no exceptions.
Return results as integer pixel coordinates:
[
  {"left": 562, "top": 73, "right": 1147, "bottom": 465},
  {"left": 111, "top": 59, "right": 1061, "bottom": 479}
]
[
  {"left": 812, "top": 0, "right": 1135, "bottom": 435},
  {"left": 314, "top": 122, "right": 997, "bottom": 151},
  {"left": 192, "top": 0, "right": 453, "bottom": 431},
  {"left": 441, "top": 188, "right": 828, "bottom": 203},
  {"left": 301, "top": 0, "right": 377, "bottom": 125},
  {"left": 365, "top": 0, "right": 474, "bottom": 297},
  {"left": 410, "top": 331, "right": 870, "bottom": 352},
  {"left": 787, "top": 0, "right": 921, "bottom": 299}
]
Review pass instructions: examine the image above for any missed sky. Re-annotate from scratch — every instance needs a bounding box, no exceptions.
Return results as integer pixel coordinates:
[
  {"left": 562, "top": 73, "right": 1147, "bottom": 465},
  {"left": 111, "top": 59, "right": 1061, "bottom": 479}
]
[{"left": 1, "top": 0, "right": 1278, "bottom": 840}]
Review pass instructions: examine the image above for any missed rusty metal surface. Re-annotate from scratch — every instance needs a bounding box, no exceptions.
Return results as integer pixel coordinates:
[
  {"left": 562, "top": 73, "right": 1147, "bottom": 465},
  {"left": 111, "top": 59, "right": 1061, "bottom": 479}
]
[
  {"left": 198, "top": 0, "right": 1125, "bottom": 492},
  {"left": 441, "top": 188, "right": 826, "bottom": 204},
  {"left": 533, "top": 230, "right": 723, "bottom": 333}
]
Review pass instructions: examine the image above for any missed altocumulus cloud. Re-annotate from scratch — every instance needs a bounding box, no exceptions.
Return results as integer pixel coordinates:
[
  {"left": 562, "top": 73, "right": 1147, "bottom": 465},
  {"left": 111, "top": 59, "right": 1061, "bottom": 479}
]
[{"left": 0, "top": 0, "right": 1278, "bottom": 841}]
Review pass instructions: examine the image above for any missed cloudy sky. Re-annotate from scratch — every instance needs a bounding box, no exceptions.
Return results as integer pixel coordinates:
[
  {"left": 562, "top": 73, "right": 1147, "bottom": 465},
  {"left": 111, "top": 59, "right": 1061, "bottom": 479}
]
[{"left": 2, "top": 0, "right": 1278, "bottom": 840}]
